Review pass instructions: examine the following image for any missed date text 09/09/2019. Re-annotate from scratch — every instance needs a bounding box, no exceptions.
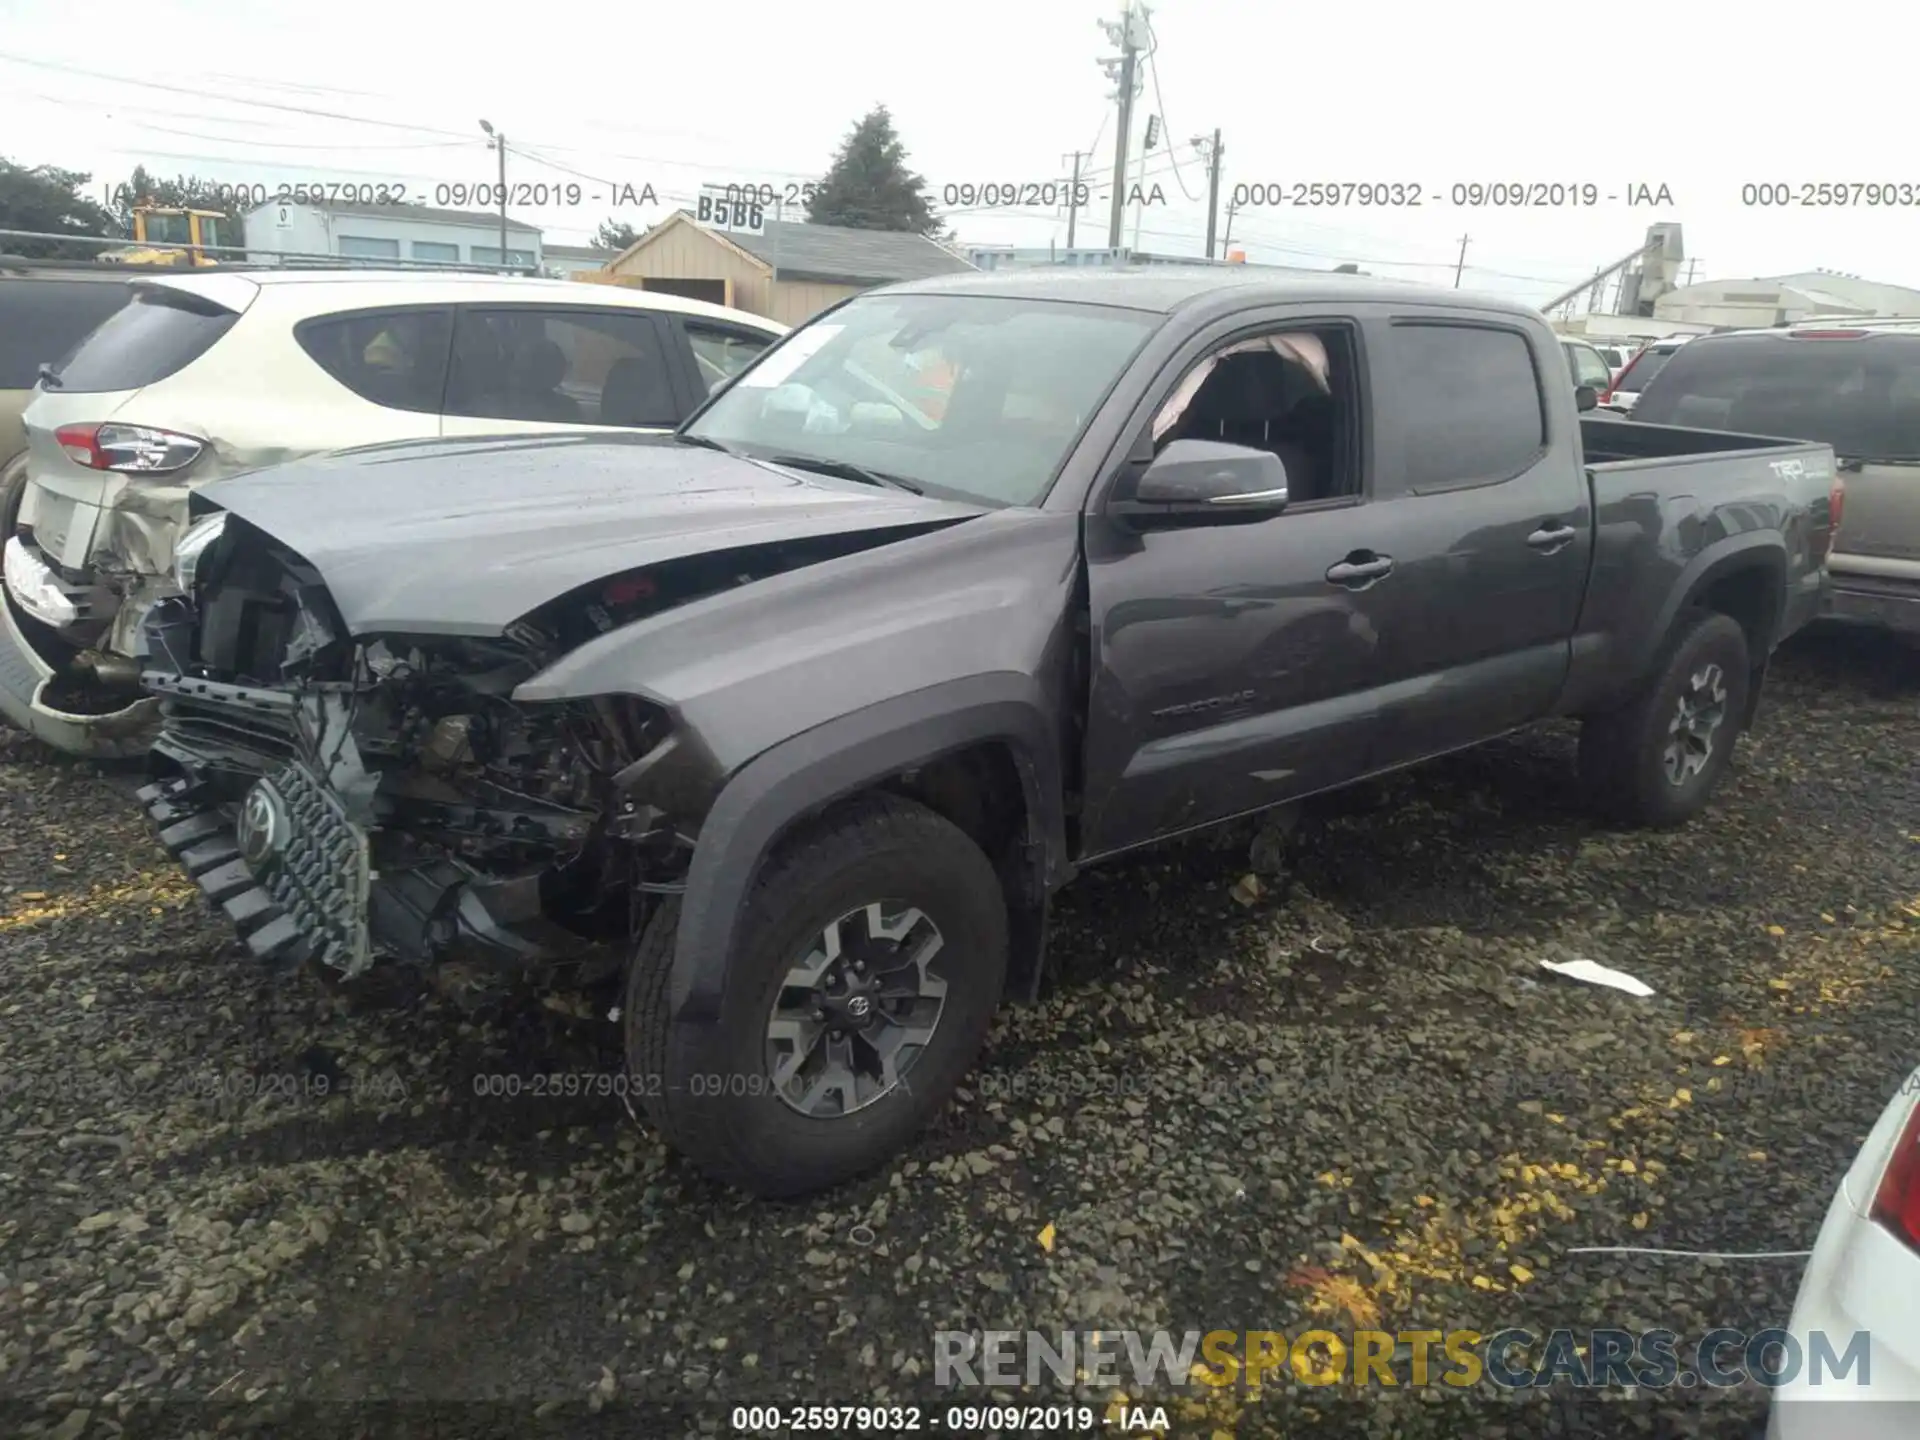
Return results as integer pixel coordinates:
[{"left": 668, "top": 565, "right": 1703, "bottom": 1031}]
[{"left": 103, "top": 181, "right": 660, "bottom": 211}]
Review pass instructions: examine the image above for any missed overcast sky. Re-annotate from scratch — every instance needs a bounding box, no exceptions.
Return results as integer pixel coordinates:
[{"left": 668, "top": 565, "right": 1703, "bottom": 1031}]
[{"left": 2, "top": 0, "right": 1912, "bottom": 309}]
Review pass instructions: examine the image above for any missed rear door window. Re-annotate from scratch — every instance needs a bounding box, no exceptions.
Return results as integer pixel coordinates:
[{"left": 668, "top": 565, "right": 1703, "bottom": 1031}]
[
  {"left": 1633, "top": 333, "right": 1920, "bottom": 457},
  {"left": 446, "top": 307, "right": 681, "bottom": 427},
  {"left": 295, "top": 306, "right": 454, "bottom": 414},
  {"left": 682, "top": 319, "right": 777, "bottom": 394},
  {"left": 1568, "top": 343, "right": 1612, "bottom": 390},
  {"left": 49, "top": 287, "right": 239, "bottom": 394},
  {"left": 1388, "top": 321, "right": 1547, "bottom": 490},
  {"left": 0, "top": 280, "right": 135, "bottom": 390}
]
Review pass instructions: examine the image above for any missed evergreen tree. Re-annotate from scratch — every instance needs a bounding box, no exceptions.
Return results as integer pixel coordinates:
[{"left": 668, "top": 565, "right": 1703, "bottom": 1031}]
[
  {"left": 0, "top": 159, "right": 115, "bottom": 258},
  {"left": 805, "top": 106, "right": 943, "bottom": 236},
  {"left": 593, "top": 217, "right": 640, "bottom": 252}
]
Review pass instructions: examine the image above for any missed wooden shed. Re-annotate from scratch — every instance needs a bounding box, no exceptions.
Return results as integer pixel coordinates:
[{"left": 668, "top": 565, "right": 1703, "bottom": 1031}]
[{"left": 595, "top": 212, "right": 976, "bottom": 325}]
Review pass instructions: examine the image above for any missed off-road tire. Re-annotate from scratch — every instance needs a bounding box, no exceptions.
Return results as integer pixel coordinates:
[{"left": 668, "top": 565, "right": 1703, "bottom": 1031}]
[
  {"left": 625, "top": 792, "right": 1008, "bottom": 1198},
  {"left": 1579, "top": 610, "right": 1750, "bottom": 829}
]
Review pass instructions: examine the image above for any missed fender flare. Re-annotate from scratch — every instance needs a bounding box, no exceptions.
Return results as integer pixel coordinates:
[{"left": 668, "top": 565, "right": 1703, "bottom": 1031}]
[
  {"left": 666, "top": 673, "right": 1069, "bottom": 1025},
  {"left": 1640, "top": 531, "right": 1788, "bottom": 683}
]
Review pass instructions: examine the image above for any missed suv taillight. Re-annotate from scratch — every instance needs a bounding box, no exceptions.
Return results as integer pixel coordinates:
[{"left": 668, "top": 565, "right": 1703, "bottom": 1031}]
[
  {"left": 1830, "top": 475, "right": 1846, "bottom": 539},
  {"left": 1871, "top": 1103, "right": 1920, "bottom": 1251},
  {"left": 54, "top": 423, "right": 205, "bottom": 475}
]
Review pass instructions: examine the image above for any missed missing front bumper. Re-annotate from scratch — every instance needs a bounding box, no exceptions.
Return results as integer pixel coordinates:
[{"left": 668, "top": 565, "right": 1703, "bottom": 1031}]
[{"left": 138, "top": 761, "right": 374, "bottom": 974}]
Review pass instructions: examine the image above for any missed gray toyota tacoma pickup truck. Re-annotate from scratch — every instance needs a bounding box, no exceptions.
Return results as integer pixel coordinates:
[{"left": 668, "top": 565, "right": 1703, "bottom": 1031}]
[{"left": 133, "top": 270, "right": 1838, "bottom": 1196}]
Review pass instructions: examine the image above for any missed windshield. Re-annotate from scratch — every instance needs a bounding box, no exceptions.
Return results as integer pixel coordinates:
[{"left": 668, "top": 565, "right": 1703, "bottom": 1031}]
[
  {"left": 1633, "top": 333, "right": 1920, "bottom": 458},
  {"left": 1612, "top": 346, "right": 1678, "bottom": 394},
  {"left": 682, "top": 293, "right": 1162, "bottom": 507}
]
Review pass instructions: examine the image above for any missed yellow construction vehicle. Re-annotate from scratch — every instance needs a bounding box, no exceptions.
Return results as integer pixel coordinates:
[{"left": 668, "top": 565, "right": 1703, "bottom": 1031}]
[{"left": 99, "top": 205, "right": 231, "bottom": 267}]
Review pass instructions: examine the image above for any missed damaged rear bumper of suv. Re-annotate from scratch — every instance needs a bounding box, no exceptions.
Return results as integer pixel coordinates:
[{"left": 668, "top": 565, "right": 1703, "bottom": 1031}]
[{"left": 0, "top": 543, "right": 159, "bottom": 758}]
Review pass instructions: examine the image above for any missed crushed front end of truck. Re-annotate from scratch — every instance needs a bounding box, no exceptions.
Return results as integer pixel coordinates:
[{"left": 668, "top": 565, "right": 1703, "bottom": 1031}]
[{"left": 136, "top": 513, "right": 715, "bottom": 986}]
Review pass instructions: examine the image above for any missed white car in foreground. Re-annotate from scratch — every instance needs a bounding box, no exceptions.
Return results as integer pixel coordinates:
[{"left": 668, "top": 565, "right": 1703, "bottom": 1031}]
[{"left": 1769, "top": 1065, "right": 1920, "bottom": 1437}]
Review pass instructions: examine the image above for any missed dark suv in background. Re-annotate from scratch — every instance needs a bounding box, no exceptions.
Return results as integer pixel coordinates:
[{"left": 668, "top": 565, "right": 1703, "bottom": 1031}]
[{"left": 1633, "top": 318, "right": 1920, "bottom": 639}]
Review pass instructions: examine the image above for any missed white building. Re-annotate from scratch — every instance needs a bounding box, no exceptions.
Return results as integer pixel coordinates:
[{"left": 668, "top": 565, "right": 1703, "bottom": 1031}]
[
  {"left": 543, "top": 243, "right": 616, "bottom": 278},
  {"left": 1651, "top": 268, "right": 1920, "bottom": 329},
  {"left": 242, "top": 199, "right": 542, "bottom": 270}
]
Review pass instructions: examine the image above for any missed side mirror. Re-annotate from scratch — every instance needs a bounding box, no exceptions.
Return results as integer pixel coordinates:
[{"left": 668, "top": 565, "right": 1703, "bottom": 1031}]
[
  {"left": 1574, "top": 385, "right": 1599, "bottom": 413},
  {"left": 1110, "top": 439, "right": 1290, "bottom": 523}
]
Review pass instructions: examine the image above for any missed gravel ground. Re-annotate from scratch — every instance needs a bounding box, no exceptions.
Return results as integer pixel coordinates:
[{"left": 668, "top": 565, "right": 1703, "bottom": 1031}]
[{"left": 0, "top": 627, "right": 1915, "bottom": 1440}]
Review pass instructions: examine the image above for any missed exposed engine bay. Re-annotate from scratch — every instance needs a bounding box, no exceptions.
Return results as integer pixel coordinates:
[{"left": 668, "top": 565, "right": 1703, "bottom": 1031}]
[{"left": 138, "top": 511, "right": 902, "bottom": 981}]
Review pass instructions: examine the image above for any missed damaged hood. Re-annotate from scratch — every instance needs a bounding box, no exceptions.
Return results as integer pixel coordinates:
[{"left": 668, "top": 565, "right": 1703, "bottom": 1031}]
[{"left": 199, "top": 433, "right": 985, "bottom": 636}]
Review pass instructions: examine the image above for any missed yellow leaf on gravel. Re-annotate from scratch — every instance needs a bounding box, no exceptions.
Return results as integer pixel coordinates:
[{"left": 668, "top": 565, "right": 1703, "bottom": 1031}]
[
  {"left": 1672, "top": 1030, "right": 1696, "bottom": 1044},
  {"left": 1037, "top": 1223, "right": 1056, "bottom": 1253},
  {"left": 1632, "top": 1213, "right": 1649, "bottom": 1230},
  {"left": 1766, "top": 925, "right": 1786, "bottom": 937},
  {"left": 1748, "top": 1151, "right": 1768, "bottom": 1163},
  {"left": 1820, "top": 913, "right": 1836, "bottom": 923},
  {"left": 1510, "top": 1264, "right": 1534, "bottom": 1284},
  {"left": 1471, "top": 1275, "right": 1494, "bottom": 1290},
  {"left": 1713, "top": 1056, "right": 1732, "bottom": 1066}
]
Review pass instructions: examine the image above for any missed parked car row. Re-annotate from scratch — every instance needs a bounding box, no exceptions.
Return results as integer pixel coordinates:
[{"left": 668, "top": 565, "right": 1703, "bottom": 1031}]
[
  {"left": 1626, "top": 319, "right": 1920, "bottom": 641},
  {"left": 1602, "top": 333, "right": 1694, "bottom": 414}
]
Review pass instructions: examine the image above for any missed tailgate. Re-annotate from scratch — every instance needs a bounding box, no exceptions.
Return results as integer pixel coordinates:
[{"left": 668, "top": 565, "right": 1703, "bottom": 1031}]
[{"left": 1831, "top": 458, "right": 1920, "bottom": 568}]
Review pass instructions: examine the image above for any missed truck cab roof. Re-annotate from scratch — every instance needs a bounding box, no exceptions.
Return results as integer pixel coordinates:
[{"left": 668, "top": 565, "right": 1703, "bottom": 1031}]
[{"left": 882, "top": 266, "right": 1545, "bottom": 323}]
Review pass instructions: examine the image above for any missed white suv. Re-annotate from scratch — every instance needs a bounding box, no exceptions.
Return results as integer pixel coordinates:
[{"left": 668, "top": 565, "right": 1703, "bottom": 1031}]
[{"left": 0, "top": 270, "right": 784, "bottom": 756}]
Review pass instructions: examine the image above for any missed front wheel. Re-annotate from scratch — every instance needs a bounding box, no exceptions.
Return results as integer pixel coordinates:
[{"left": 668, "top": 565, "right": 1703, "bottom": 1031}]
[
  {"left": 625, "top": 793, "right": 1008, "bottom": 1197},
  {"left": 1579, "top": 610, "right": 1751, "bottom": 828}
]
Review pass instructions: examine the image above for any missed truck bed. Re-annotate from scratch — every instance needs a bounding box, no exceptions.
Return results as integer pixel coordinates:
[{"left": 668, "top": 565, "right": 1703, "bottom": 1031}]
[
  {"left": 1557, "top": 416, "right": 1836, "bottom": 717},
  {"left": 1579, "top": 414, "right": 1812, "bottom": 468}
]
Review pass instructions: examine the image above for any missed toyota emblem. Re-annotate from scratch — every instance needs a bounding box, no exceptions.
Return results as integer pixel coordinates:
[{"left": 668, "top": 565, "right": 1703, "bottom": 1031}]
[
  {"left": 236, "top": 781, "right": 287, "bottom": 869},
  {"left": 846, "top": 994, "right": 872, "bottom": 1019}
]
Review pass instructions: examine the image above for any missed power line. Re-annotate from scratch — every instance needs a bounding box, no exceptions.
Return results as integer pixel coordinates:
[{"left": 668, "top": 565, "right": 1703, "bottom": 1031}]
[
  {"left": 1139, "top": 13, "right": 1202, "bottom": 202},
  {"left": 0, "top": 52, "right": 475, "bottom": 139},
  {"left": 140, "top": 123, "right": 476, "bottom": 153}
]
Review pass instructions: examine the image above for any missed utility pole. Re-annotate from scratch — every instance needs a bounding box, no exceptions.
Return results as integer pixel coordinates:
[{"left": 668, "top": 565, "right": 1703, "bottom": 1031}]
[
  {"left": 1098, "top": 2, "right": 1147, "bottom": 250},
  {"left": 1064, "top": 151, "right": 1085, "bottom": 248},
  {"left": 1131, "top": 115, "right": 1157, "bottom": 253},
  {"left": 1194, "top": 129, "right": 1224, "bottom": 259},
  {"left": 1452, "top": 233, "right": 1470, "bottom": 288},
  {"left": 479, "top": 119, "right": 508, "bottom": 271},
  {"left": 1683, "top": 257, "right": 1700, "bottom": 286},
  {"left": 1221, "top": 194, "right": 1239, "bottom": 257}
]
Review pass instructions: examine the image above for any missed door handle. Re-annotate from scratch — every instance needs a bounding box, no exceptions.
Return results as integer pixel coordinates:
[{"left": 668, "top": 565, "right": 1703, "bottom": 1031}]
[
  {"left": 1527, "top": 523, "right": 1578, "bottom": 551},
  {"left": 1325, "top": 553, "right": 1394, "bottom": 588}
]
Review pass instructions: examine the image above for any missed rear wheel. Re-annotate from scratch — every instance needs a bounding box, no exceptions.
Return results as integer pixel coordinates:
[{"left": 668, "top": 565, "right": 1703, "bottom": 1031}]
[
  {"left": 1580, "top": 610, "right": 1750, "bottom": 828},
  {"left": 625, "top": 793, "right": 1008, "bottom": 1197}
]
